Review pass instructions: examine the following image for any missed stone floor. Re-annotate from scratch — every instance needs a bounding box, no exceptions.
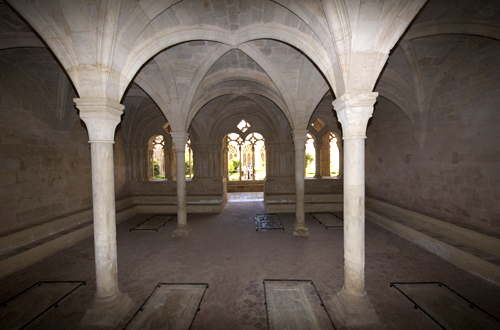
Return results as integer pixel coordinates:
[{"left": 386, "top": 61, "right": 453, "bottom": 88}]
[{"left": 1, "top": 199, "right": 499, "bottom": 329}]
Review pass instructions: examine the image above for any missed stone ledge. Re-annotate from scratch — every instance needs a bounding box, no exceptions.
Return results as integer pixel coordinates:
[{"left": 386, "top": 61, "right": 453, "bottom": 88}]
[
  {"left": 0, "top": 197, "right": 134, "bottom": 256},
  {"left": 366, "top": 198, "right": 500, "bottom": 258},
  {"left": 366, "top": 208, "right": 500, "bottom": 285},
  {"left": 0, "top": 201, "right": 136, "bottom": 279},
  {"left": 265, "top": 194, "right": 343, "bottom": 213}
]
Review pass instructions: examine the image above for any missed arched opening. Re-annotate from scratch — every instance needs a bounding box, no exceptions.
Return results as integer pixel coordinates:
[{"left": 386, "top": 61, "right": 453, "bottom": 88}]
[
  {"left": 148, "top": 135, "right": 165, "bottom": 180},
  {"left": 320, "top": 131, "right": 341, "bottom": 177},
  {"left": 329, "top": 132, "right": 340, "bottom": 177},
  {"left": 227, "top": 133, "right": 243, "bottom": 181},
  {"left": 185, "top": 138, "right": 193, "bottom": 179},
  {"left": 305, "top": 133, "right": 316, "bottom": 178},
  {"left": 225, "top": 132, "right": 266, "bottom": 181},
  {"left": 244, "top": 132, "right": 266, "bottom": 181}
]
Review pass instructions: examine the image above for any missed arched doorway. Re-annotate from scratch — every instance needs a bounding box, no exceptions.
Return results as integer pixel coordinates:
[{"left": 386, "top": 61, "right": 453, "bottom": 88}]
[{"left": 225, "top": 132, "right": 266, "bottom": 181}]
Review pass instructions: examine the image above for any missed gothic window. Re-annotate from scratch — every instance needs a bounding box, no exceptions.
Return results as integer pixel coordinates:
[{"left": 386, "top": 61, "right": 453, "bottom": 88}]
[
  {"left": 237, "top": 119, "right": 251, "bottom": 132},
  {"left": 305, "top": 133, "right": 316, "bottom": 177},
  {"left": 227, "top": 133, "right": 243, "bottom": 181},
  {"left": 319, "top": 131, "right": 341, "bottom": 178},
  {"left": 228, "top": 144, "right": 238, "bottom": 162},
  {"left": 311, "top": 118, "right": 326, "bottom": 132},
  {"left": 245, "top": 132, "right": 265, "bottom": 181},
  {"left": 242, "top": 143, "right": 252, "bottom": 170},
  {"left": 329, "top": 132, "right": 340, "bottom": 176},
  {"left": 149, "top": 135, "right": 165, "bottom": 180},
  {"left": 185, "top": 138, "right": 193, "bottom": 179}
]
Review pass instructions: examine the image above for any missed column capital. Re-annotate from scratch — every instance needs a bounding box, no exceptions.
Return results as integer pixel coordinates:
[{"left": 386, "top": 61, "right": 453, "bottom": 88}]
[
  {"left": 74, "top": 98, "right": 124, "bottom": 143},
  {"left": 332, "top": 92, "right": 378, "bottom": 139},
  {"left": 292, "top": 129, "right": 309, "bottom": 148},
  {"left": 170, "top": 132, "right": 188, "bottom": 151}
]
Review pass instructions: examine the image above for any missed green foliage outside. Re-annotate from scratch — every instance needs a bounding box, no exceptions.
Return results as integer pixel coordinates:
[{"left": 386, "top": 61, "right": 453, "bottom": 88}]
[
  {"left": 305, "top": 153, "right": 315, "bottom": 176},
  {"left": 231, "top": 159, "right": 240, "bottom": 173},
  {"left": 185, "top": 160, "right": 191, "bottom": 177},
  {"left": 153, "top": 159, "right": 160, "bottom": 178},
  {"left": 305, "top": 153, "right": 313, "bottom": 167},
  {"left": 228, "top": 158, "right": 240, "bottom": 180}
]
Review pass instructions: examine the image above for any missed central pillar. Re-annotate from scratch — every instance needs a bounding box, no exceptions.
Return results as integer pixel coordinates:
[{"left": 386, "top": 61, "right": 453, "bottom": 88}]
[
  {"left": 314, "top": 140, "right": 322, "bottom": 178},
  {"left": 171, "top": 132, "right": 192, "bottom": 237},
  {"left": 331, "top": 93, "right": 379, "bottom": 326},
  {"left": 75, "top": 98, "right": 133, "bottom": 327},
  {"left": 292, "top": 129, "right": 309, "bottom": 236}
]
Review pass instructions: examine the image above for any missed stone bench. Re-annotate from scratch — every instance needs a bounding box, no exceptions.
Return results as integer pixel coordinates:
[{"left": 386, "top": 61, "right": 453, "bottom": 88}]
[
  {"left": 265, "top": 194, "right": 343, "bottom": 213},
  {"left": 366, "top": 197, "right": 500, "bottom": 285}
]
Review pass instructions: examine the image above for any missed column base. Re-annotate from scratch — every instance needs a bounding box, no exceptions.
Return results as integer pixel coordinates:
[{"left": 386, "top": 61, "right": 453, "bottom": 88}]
[
  {"left": 81, "top": 291, "right": 134, "bottom": 328},
  {"left": 172, "top": 224, "right": 193, "bottom": 237},
  {"left": 292, "top": 223, "right": 309, "bottom": 236},
  {"left": 332, "top": 288, "right": 380, "bottom": 327}
]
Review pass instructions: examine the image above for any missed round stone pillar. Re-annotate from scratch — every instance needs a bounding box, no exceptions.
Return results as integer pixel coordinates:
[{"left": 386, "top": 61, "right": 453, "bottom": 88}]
[
  {"left": 331, "top": 93, "right": 379, "bottom": 326},
  {"left": 292, "top": 129, "right": 309, "bottom": 236},
  {"left": 75, "top": 98, "right": 133, "bottom": 327},
  {"left": 314, "top": 139, "right": 322, "bottom": 178},
  {"left": 171, "top": 132, "right": 192, "bottom": 237}
]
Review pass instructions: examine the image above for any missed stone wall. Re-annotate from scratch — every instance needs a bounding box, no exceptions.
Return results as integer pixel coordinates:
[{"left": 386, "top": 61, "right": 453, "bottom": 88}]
[
  {"left": 367, "top": 37, "right": 500, "bottom": 235},
  {"left": 0, "top": 49, "right": 128, "bottom": 234}
]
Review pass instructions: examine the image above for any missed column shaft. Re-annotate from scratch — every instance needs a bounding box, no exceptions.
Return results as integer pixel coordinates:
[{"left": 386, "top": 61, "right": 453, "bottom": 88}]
[
  {"left": 342, "top": 137, "right": 366, "bottom": 295},
  {"left": 75, "top": 98, "right": 133, "bottom": 327},
  {"left": 90, "top": 142, "right": 119, "bottom": 298},
  {"left": 331, "top": 93, "right": 379, "bottom": 326},
  {"left": 171, "top": 132, "right": 192, "bottom": 237},
  {"left": 176, "top": 147, "right": 187, "bottom": 227},
  {"left": 314, "top": 141, "right": 322, "bottom": 178},
  {"left": 292, "top": 130, "right": 309, "bottom": 236}
]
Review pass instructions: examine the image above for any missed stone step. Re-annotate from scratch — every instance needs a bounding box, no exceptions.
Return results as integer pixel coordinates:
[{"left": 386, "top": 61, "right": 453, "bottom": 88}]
[{"left": 366, "top": 208, "right": 500, "bottom": 285}]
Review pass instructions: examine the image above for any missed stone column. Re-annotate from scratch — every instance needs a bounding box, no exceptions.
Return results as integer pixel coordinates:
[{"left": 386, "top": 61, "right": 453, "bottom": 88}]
[
  {"left": 314, "top": 139, "right": 322, "bottom": 178},
  {"left": 251, "top": 143, "right": 256, "bottom": 180},
  {"left": 320, "top": 134, "right": 329, "bottom": 177},
  {"left": 292, "top": 129, "right": 309, "bottom": 236},
  {"left": 75, "top": 98, "right": 133, "bottom": 327},
  {"left": 238, "top": 143, "right": 243, "bottom": 181},
  {"left": 212, "top": 142, "right": 223, "bottom": 180},
  {"left": 331, "top": 93, "right": 379, "bottom": 326},
  {"left": 171, "top": 132, "right": 192, "bottom": 237},
  {"left": 337, "top": 137, "right": 343, "bottom": 179}
]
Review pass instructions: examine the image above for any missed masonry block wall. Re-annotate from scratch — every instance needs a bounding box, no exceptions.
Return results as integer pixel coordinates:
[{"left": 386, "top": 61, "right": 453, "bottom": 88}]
[
  {"left": 0, "top": 49, "right": 128, "bottom": 234},
  {"left": 366, "top": 37, "right": 500, "bottom": 235}
]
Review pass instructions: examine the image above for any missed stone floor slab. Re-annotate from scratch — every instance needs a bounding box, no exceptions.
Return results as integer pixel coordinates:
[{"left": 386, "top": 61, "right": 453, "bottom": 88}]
[
  {"left": 124, "top": 283, "right": 208, "bottom": 330},
  {"left": 390, "top": 282, "right": 500, "bottom": 330},
  {"left": 264, "top": 279, "right": 335, "bottom": 330},
  {"left": 0, "top": 281, "right": 86, "bottom": 330},
  {"left": 129, "top": 214, "right": 176, "bottom": 232},
  {"left": 309, "top": 212, "right": 343, "bottom": 229},
  {"left": 255, "top": 214, "right": 284, "bottom": 231}
]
